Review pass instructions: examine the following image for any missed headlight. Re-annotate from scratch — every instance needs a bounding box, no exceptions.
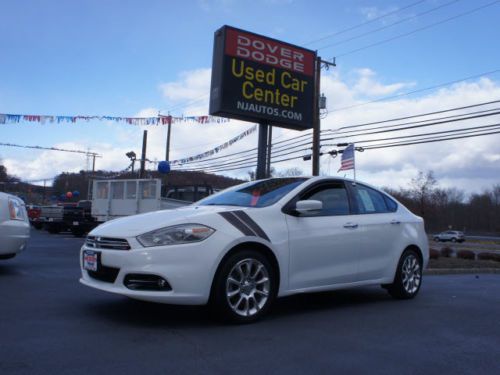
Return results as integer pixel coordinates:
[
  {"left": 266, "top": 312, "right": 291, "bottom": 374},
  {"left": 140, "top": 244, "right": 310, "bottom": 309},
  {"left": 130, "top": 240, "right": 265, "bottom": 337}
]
[{"left": 136, "top": 224, "right": 215, "bottom": 247}]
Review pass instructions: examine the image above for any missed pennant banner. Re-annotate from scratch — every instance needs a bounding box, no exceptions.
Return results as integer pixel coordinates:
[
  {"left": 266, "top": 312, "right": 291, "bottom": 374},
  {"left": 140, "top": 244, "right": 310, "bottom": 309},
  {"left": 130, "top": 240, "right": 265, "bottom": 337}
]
[
  {"left": 170, "top": 125, "right": 257, "bottom": 166},
  {"left": 0, "top": 113, "right": 229, "bottom": 126}
]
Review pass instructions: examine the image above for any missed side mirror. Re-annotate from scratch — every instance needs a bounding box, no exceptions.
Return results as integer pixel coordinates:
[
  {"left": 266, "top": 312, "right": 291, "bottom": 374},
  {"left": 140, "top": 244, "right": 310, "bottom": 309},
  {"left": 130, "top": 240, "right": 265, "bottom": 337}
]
[{"left": 295, "top": 200, "right": 323, "bottom": 214}]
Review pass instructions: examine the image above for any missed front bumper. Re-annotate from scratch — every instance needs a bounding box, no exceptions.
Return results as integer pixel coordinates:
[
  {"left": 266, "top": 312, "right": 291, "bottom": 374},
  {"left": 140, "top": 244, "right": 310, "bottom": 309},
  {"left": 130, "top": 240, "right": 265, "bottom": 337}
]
[{"left": 79, "top": 235, "right": 225, "bottom": 305}]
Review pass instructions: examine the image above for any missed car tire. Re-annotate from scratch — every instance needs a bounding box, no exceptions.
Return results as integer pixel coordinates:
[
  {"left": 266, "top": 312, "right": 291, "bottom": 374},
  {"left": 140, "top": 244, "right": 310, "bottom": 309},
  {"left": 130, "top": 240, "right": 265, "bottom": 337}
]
[
  {"left": 385, "top": 249, "right": 423, "bottom": 300},
  {"left": 210, "top": 249, "right": 277, "bottom": 324}
]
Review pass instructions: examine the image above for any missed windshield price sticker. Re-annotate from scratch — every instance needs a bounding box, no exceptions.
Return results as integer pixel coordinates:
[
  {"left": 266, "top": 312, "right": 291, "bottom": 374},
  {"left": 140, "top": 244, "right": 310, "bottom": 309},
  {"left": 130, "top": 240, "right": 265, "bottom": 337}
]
[{"left": 210, "top": 26, "right": 316, "bottom": 130}]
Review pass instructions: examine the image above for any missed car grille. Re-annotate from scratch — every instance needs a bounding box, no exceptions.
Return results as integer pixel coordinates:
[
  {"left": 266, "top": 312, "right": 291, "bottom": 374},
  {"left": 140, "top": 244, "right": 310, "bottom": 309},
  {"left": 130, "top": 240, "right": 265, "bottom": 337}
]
[
  {"left": 85, "top": 236, "right": 130, "bottom": 250},
  {"left": 87, "top": 266, "right": 120, "bottom": 283}
]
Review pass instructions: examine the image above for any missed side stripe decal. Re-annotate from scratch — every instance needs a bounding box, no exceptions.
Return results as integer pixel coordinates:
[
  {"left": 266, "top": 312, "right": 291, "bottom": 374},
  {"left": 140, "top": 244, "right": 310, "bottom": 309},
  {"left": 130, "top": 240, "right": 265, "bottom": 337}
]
[
  {"left": 232, "top": 211, "right": 271, "bottom": 242},
  {"left": 218, "top": 210, "right": 270, "bottom": 242},
  {"left": 218, "top": 211, "right": 254, "bottom": 237}
]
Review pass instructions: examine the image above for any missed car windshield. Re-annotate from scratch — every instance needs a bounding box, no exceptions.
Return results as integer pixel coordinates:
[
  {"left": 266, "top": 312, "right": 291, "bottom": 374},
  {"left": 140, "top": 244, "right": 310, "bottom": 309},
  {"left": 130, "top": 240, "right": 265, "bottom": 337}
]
[{"left": 198, "top": 178, "right": 308, "bottom": 208}]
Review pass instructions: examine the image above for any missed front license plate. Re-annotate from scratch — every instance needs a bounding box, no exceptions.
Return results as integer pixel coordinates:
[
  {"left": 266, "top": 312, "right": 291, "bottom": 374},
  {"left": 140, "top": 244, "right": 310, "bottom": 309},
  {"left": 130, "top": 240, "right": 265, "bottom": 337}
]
[
  {"left": 83, "top": 250, "right": 99, "bottom": 272},
  {"left": 73, "top": 221, "right": 79, "bottom": 226}
]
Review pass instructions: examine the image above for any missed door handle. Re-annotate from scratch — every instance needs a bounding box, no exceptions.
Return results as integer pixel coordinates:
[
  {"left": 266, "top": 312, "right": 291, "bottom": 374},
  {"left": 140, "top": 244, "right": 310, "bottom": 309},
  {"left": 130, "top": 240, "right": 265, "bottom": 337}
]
[
  {"left": 343, "top": 222, "right": 358, "bottom": 229},
  {"left": 390, "top": 220, "right": 401, "bottom": 225}
]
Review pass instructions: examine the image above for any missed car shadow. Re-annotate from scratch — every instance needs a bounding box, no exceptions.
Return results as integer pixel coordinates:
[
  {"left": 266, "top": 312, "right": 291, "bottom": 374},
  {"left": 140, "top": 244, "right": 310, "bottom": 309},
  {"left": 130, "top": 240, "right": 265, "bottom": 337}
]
[
  {"left": 0, "top": 263, "right": 25, "bottom": 277},
  {"left": 85, "top": 286, "right": 393, "bottom": 328},
  {"left": 269, "top": 287, "right": 392, "bottom": 320}
]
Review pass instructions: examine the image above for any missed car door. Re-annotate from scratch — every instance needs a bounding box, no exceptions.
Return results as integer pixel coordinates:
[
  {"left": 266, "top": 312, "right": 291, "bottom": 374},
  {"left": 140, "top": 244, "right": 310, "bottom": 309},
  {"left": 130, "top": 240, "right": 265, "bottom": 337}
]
[
  {"left": 284, "top": 181, "right": 360, "bottom": 290},
  {"left": 347, "top": 183, "right": 404, "bottom": 282}
]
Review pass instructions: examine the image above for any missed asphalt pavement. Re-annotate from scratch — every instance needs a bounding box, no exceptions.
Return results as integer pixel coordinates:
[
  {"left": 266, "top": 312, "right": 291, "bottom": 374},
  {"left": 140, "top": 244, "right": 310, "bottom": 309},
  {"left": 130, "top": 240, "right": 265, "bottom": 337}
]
[{"left": 1, "top": 229, "right": 499, "bottom": 375}]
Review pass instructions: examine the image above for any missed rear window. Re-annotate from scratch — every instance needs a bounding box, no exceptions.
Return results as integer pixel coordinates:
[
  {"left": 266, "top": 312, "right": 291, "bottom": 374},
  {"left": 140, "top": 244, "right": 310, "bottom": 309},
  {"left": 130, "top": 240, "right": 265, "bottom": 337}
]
[{"left": 352, "top": 184, "right": 394, "bottom": 214}]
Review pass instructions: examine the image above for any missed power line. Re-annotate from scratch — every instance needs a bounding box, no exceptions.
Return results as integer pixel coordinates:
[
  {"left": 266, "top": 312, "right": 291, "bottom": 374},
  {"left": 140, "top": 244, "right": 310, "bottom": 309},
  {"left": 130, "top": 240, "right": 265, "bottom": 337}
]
[
  {"left": 318, "top": 0, "right": 460, "bottom": 50},
  {"left": 0, "top": 142, "right": 101, "bottom": 156},
  {"left": 363, "top": 127, "right": 500, "bottom": 150},
  {"left": 304, "top": 0, "right": 427, "bottom": 46},
  {"left": 327, "top": 99, "right": 500, "bottom": 131},
  {"left": 336, "top": 122, "right": 500, "bottom": 146},
  {"left": 190, "top": 128, "right": 500, "bottom": 174},
  {"left": 334, "top": 0, "right": 500, "bottom": 58},
  {"left": 176, "top": 111, "right": 500, "bottom": 172},
  {"left": 176, "top": 100, "right": 500, "bottom": 168},
  {"left": 322, "top": 108, "right": 500, "bottom": 139}
]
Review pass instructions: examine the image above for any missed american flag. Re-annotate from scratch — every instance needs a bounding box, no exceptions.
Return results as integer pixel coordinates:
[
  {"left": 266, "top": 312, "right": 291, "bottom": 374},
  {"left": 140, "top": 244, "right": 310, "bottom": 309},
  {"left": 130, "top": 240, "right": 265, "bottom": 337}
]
[{"left": 338, "top": 144, "right": 355, "bottom": 172}]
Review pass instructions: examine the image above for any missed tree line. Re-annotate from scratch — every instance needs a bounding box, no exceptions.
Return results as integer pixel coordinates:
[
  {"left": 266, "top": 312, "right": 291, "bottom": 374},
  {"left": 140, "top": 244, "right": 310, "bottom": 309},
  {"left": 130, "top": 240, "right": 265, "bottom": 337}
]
[{"left": 383, "top": 171, "right": 500, "bottom": 235}]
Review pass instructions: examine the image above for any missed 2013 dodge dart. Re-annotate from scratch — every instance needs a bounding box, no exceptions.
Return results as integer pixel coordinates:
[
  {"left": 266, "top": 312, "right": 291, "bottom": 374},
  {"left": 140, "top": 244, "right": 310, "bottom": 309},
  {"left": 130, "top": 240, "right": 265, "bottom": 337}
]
[{"left": 80, "top": 177, "right": 428, "bottom": 322}]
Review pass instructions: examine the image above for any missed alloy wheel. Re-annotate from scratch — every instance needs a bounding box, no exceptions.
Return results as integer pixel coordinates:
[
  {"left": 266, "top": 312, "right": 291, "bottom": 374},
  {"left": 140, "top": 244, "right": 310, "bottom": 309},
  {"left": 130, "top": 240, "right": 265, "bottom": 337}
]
[
  {"left": 401, "top": 254, "right": 421, "bottom": 294},
  {"left": 225, "top": 258, "right": 271, "bottom": 317}
]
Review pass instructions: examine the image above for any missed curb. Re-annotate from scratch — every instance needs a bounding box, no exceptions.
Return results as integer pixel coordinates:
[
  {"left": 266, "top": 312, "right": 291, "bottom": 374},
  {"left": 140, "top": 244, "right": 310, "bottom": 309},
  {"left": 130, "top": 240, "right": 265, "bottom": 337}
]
[{"left": 425, "top": 268, "right": 500, "bottom": 275}]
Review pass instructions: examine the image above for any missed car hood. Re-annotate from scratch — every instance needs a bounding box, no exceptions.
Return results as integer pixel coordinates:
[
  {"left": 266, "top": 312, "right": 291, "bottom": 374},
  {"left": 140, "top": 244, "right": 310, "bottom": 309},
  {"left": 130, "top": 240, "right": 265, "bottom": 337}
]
[{"left": 89, "top": 205, "right": 248, "bottom": 237}]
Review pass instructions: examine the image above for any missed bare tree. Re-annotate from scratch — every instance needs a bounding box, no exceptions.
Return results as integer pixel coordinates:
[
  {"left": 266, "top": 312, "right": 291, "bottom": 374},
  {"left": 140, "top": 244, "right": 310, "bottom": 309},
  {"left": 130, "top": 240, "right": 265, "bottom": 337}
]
[{"left": 409, "top": 170, "right": 437, "bottom": 217}]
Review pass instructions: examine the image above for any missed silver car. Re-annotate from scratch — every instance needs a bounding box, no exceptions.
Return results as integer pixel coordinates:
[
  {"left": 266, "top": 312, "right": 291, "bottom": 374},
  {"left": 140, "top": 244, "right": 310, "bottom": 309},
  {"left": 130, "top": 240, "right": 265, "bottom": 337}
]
[
  {"left": 0, "top": 192, "right": 30, "bottom": 259},
  {"left": 433, "top": 230, "right": 465, "bottom": 243}
]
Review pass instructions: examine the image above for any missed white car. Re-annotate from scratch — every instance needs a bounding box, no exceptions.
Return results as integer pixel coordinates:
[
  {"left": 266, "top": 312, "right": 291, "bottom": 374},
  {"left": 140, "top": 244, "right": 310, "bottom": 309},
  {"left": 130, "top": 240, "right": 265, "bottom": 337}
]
[
  {"left": 80, "top": 177, "right": 429, "bottom": 323},
  {"left": 0, "top": 192, "right": 30, "bottom": 260}
]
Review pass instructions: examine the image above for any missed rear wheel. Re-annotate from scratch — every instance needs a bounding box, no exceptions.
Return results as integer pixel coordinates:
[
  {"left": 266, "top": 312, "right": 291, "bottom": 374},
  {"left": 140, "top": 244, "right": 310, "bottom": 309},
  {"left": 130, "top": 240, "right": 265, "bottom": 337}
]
[
  {"left": 385, "top": 249, "right": 422, "bottom": 299},
  {"left": 211, "top": 250, "right": 277, "bottom": 323}
]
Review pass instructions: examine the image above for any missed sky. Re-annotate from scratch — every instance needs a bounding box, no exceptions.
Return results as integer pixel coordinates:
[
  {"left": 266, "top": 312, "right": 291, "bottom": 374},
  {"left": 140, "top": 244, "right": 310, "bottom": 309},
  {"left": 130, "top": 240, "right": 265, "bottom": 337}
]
[{"left": 1, "top": 0, "right": 500, "bottom": 195}]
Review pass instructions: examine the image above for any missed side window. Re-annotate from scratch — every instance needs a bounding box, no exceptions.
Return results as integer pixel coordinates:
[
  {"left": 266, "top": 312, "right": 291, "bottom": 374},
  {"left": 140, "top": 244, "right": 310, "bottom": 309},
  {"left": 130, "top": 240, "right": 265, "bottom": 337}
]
[
  {"left": 383, "top": 195, "right": 398, "bottom": 212},
  {"left": 302, "top": 183, "right": 350, "bottom": 216},
  {"left": 353, "top": 184, "right": 389, "bottom": 214},
  {"left": 139, "top": 181, "right": 157, "bottom": 199},
  {"left": 111, "top": 181, "right": 124, "bottom": 199},
  {"left": 126, "top": 181, "right": 137, "bottom": 199},
  {"left": 96, "top": 182, "right": 108, "bottom": 199}
]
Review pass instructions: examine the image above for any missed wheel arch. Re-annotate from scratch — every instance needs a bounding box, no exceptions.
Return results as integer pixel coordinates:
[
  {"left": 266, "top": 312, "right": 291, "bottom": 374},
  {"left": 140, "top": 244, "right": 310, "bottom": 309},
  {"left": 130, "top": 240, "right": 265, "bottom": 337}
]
[
  {"left": 404, "top": 244, "right": 424, "bottom": 264},
  {"left": 385, "top": 244, "right": 424, "bottom": 285},
  {"left": 209, "top": 241, "right": 281, "bottom": 300}
]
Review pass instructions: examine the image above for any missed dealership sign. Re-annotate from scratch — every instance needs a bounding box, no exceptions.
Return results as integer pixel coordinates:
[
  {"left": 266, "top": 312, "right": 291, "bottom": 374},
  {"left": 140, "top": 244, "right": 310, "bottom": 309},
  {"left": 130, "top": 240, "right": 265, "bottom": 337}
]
[{"left": 209, "top": 26, "right": 316, "bottom": 131}]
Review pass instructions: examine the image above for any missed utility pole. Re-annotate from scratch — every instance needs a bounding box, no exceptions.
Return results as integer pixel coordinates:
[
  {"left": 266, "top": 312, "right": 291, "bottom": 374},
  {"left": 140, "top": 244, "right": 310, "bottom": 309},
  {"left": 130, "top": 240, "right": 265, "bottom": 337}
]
[
  {"left": 312, "top": 56, "right": 336, "bottom": 176},
  {"left": 165, "top": 115, "right": 172, "bottom": 161},
  {"left": 139, "top": 130, "right": 148, "bottom": 178},
  {"left": 265, "top": 126, "right": 273, "bottom": 178},
  {"left": 158, "top": 113, "right": 173, "bottom": 162},
  {"left": 256, "top": 122, "right": 269, "bottom": 179}
]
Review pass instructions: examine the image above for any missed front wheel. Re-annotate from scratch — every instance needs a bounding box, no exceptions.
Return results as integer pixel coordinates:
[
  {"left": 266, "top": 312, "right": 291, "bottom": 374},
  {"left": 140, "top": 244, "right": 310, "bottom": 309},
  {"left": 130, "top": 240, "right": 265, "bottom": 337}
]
[
  {"left": 385, "top": 249, "right": 423, "bottom": 299},
  {"left": 210, "top": 250, "right": 277, "bottom": 323}
]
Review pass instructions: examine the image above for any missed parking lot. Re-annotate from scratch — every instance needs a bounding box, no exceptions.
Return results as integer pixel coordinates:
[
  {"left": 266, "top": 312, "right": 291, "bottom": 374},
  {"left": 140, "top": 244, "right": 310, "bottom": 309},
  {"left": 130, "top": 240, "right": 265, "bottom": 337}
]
[{"left": 1, "top": 230, "right": 500, "bottom": 375}]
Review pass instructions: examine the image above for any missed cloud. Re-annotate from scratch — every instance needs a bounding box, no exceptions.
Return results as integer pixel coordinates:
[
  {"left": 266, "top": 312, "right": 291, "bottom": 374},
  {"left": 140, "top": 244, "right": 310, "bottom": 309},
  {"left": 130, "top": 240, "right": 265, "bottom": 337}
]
[
  {"left": 3, "top": 67, "right": 500, "bottom": 196},
  {"left": 360, "top": 6, "right": 397, "bottom": 21},
  {"left": 158, "top": 69, "right": 211, "bottom": 115},
  {"left": 352, "top": 68, "right": 416, "bottom": 97}
]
